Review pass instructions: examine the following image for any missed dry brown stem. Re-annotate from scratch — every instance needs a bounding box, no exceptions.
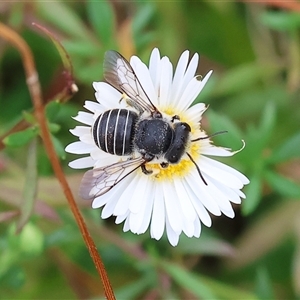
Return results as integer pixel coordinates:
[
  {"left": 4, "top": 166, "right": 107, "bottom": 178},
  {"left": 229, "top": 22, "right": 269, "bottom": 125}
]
[{"left": 0, "top": 22, "right": 115, "bottom": 300}]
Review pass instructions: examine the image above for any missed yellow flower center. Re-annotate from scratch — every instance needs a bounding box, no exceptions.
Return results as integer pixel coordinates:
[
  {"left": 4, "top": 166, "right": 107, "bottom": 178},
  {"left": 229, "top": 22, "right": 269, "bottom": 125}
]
[{"left": 147, "top": 142, "right": 200, "bottom": 181}]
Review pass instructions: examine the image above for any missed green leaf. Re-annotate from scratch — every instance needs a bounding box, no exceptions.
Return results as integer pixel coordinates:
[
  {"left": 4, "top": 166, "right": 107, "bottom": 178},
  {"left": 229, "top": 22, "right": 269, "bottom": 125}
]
[
  {"left": 175, "top": 234, "right": 235, "bottom": 257},
  {"left": 36, "top": 2, "right": 91, "bottom": 41},
  {"left": 207, "top": 110, "right": 243, "bottom": 149},
  {"left": 22, "top": 110, "right": 36, "bottom": 125},
  {"left": 242, "top": 172, "right": 262, "bottom": 215},
  {"left": 63, "top": 39, "right": 99, "bottom": 57},
  {"left": 3, "top": 127, "right": 38, "bottom": 147},
  {"left": 16, "top": 139, "right": 38, "bottom": 233},
  {"left": 0, "top": 244, "right": 18, "bottom": 278},
  {"left": 261, "top": 11, "right": 300, "bottom": 32},
  {"left": 264, "top": 170, "right": 300, "bottom": 199},
  {"left": 48, "top": 123, "right": 61, "bottom": 134},
  {"left": 258, "top": 102, "right": 276, "bottom": 144},
  {"left": 268, "top": 132, "right": 300, "bottom": 164},
  {"left": 76, "top": 61, "right": 104, "bottom": 83},
  {"left": 115, "top": 276, "right": 151, "bottom": 299},
  {"left": 161, "top": 261, "right": 257, "bottom": 300},
  {"left": 46, "top": 101, "right": 61, "bottom": 121},
  {"left": 135, "top": 32, "right": 156, "bottom": 52},
  {"left": 255, "top": 266, "right": 275, "bottom": 300},
  {"left": 184, "top": 2, "right": 254, "bottom": 66},
  {"left": 199, "top": 274, "right": 259, "bottom": 300},
  {"left": 87, "top": 0, "right": 115, "bottom": 46},
  {"left": 132, "top": 3, "right": 155, "bottom": 37},
  {"left": 161, "top": 261, "right": 216, "bottom": 299},
  {"left": 214, "top": 62, "right": 282, "bottom": 98},
  {"left": 244, "top": 103, "right": 276, "bottom": 161},
  {"left": 51, "top": 134, "right": 66, "bottom": 160}
]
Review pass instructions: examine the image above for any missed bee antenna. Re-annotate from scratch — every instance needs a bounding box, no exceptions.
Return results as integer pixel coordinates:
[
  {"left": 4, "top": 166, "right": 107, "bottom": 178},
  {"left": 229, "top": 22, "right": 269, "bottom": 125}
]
[
  {"left": 186, "top": 152, "right": 207, "bottom": 185},
  {"left": 191, "top": 130, "right": 228, "bottom": 142}
]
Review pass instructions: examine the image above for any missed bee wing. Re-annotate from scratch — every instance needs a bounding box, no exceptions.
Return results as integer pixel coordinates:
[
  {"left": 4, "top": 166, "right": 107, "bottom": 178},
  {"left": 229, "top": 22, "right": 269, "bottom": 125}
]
[
  {"left": 79, "top": 157, "right": 146, "bottom": 200},
  {"left": 104, "top": 50, "right": 157, "bottom": 114}
]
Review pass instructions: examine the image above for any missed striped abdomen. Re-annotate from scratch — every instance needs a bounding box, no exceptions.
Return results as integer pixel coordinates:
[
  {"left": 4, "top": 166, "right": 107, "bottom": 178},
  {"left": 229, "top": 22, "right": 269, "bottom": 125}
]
[{"left": 93, "top": 109, "right": 138, "bottom": 156}]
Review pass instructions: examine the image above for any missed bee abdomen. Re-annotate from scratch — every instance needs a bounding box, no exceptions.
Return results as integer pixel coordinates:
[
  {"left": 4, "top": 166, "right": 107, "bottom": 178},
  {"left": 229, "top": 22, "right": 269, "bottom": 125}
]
[{"left": 93, "top": 109, "right": 138, "bottom": 156}]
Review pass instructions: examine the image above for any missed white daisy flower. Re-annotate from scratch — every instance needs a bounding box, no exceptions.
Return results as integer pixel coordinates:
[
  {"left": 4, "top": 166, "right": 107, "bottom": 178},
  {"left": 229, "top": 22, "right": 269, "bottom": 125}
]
[{"left": 65, "top": 48, "right": 249, "bottom": 246}]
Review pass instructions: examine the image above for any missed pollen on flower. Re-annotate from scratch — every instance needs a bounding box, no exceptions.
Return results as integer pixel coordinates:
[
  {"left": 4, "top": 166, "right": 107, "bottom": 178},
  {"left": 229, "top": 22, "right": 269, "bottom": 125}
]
[
  {"left": 147, "top": 142, "right": 201, "bottom": 181},
  {"left": 162, "top": 106, "right": 176, "bottom": 116},
  {"left": 161, "top": 107, "right": 198, "bottom": 134}
]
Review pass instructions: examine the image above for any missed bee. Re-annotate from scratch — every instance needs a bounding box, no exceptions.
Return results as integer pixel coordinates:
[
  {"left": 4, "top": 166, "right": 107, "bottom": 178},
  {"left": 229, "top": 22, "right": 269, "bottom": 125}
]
[{"left": 80, "top": 51, "right": 219, "bottom": 200}]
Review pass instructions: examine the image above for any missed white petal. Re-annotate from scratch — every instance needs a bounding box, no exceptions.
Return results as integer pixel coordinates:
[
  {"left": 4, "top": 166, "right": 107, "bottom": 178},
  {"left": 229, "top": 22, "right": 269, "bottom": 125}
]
[
  {"left": 171, "top": 50, "right": 189, "bottom": 104},
  {"left": 129, "top": 175, "right": 149, "bottom": 214},
  {"left": 138, "top": 181, "right": 154, "bottom": 234},
  {"left": 177, "top": 71, "right": 213, "bottom": 112},
  {"left": 99, "top": 175, "right": 133, "bottom": 214},
  {"left": 69, "top": 156, "right": 95, "bottom": 169},
  {"left": 79, "top": 133, "right": 94, "bottom": 145},
  {"left": 201, "top": 145, "right": 235, "bottom": 157},
  {"left": 90, "top": 148, "right": 113, "bottom": 161},
  {"left": 65, "top": 141, "right": 95, "bottom": 154},
  {"left": 163, "top": 181, "right": 182, "bottom": 234},
  {"left": 182, "top": 177, "right": 212, "bottom": 227},
  {"left": 172, "top": 178, "right": 197, "bottom": 237},
  {"left": 173, "top": 178, "right": 197, "bottom": 221},
  {"left": 101, "top": 196, "right": 120, "bottom": 219},
  {"left": 173, "top": 53, "right": 199, "bottom": 106},
  {"left": 177, "top": 76, "right": 203, "bottom": 111},
  {"left": 93, "top": 154, "right": 119, "bottom": 168},
  {"left": 185, "top": 103, "right": 207, "bottom": 124},
  {"left": 237, "top": 189, "right": 246, "bottom": 199},
  {"left": 84, "top": 100, "right": 102, "bottom": 113},
  {"left": 159, "top": 56, "right": 173, "bottom": 107},
  {"left": 208, "top": 176, "right": 242, "bottom": 205},
  {"left": 193, "top": 217, "right": 201, "bottom": 238},
  {"left": 201, "top": 156, "right": 249, "bottom": 186},
  {"left": 183, "top": 52, "right": 199, "bottom": 84},
  {"left": 187, "top": 172, "right": 222, "bottom": 216},
  {"left": 165, "top": 214, "right": 180, "bottom": 246},
  {"left": 203, "top": 177, "right": 235, "bottom": 218},
  {"left": 150, "top": 184, "right": 165, "bottom": 240},
  {"left": 182, "top": 218, "right": 195, "bottom": 238},
  {"left": 130, "top": 56, "right": 157, "bottom": 105},
  {"left": 70, "top": 126, "right": 90, "bottom": 137},
  {"left": 91, "top": 195, "right": 108, "bottom": 209},
  {"left": 115, "top": 211, "right": 129, "bottom": 224},
  {"left": 200, "top": 159, "right": 243, "bottom": 189},
  {"left": 149, "top": 48, "right": 161, "bottom": 99},
  {"left": 93, "top": 82, "right": 123, "bottom": 109},
  {"left": 123, "top": 216, "right": 130, "bottom": 232},
  {"left": 73, "top": 111, "right": 94, "bottom": 126},
  {"left": 92, "top": 187, "right": 120, "bottom": 209},
  {"left": 113, "top": 176, "right": 140, "bottom": 215},
  {"left": 129, "top": 182, "right": 150, "bottom": 233},
  {"left": 127, "top": 179, "right": 155, "bottom": 235}
]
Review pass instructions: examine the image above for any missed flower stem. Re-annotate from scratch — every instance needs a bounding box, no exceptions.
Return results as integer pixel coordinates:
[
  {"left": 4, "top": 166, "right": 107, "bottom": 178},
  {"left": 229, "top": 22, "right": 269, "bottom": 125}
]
[{"left": 0, "top": 22, "right": 115, "bottom": 300}]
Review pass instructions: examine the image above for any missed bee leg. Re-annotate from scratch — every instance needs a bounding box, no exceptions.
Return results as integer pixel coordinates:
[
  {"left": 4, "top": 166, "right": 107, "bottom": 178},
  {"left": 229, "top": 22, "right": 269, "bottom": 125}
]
[
  {"left": 140, "top": 153, "right": 154, "bottom": 175},
  {"left": 171, "top": 115, "right": 180, "bottom": 122},
  {"left": 160, "top": 162, "right": 169, "bottom": 168},
  {"left": 141, "top": 164, "right": 153, "bottom": 175},
  {"left": 118, "top": 93, "right": 125, "bottom": 103}
]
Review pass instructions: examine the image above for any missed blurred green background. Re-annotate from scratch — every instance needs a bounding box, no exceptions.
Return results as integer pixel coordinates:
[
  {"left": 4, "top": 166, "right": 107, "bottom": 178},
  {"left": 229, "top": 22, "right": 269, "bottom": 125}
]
[{"left": 1, "top": 1, "right": 300, "bottom": 299}]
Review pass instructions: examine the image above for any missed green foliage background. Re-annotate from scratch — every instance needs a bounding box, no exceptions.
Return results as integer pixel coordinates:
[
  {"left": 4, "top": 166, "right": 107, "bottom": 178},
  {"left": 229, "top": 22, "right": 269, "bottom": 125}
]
[{"left": 1, "top": 1, "right": 300, "bottom": 299}]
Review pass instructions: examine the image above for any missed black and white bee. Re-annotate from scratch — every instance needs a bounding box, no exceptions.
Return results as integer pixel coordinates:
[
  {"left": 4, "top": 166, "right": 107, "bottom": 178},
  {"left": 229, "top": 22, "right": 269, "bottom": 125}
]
[{"left": 80, "top": 51, "right": 222, "bottom": 200}]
